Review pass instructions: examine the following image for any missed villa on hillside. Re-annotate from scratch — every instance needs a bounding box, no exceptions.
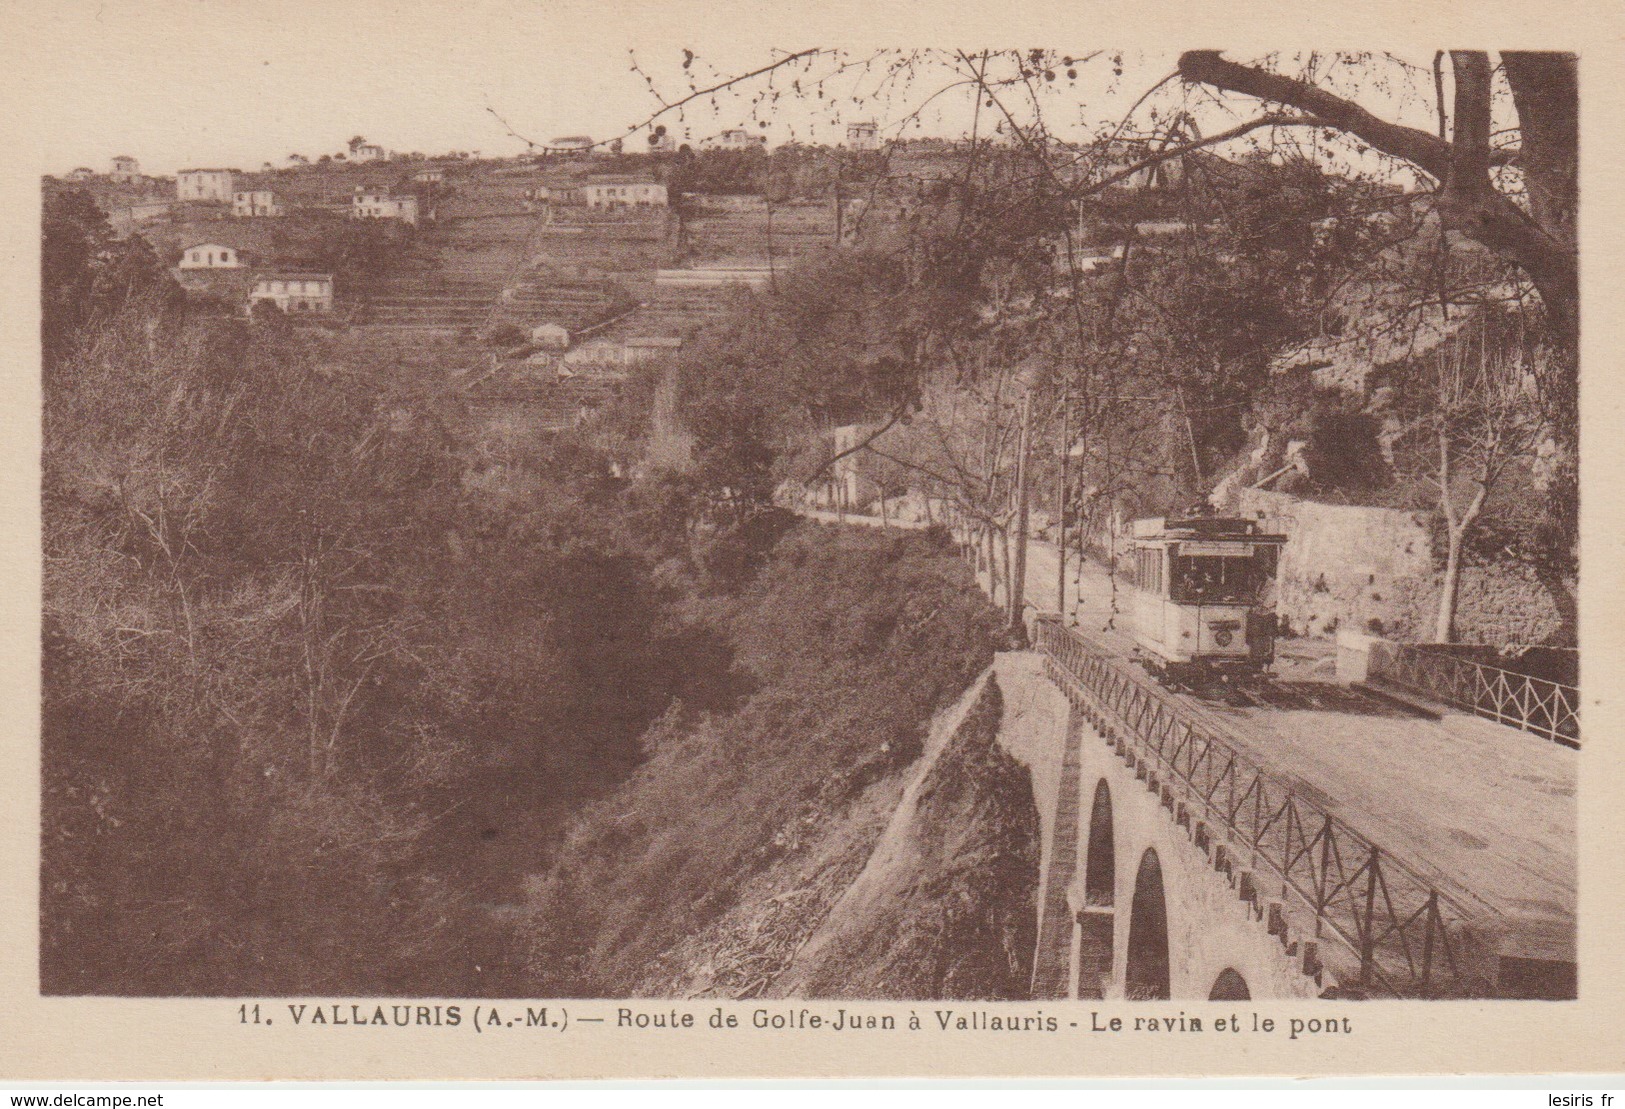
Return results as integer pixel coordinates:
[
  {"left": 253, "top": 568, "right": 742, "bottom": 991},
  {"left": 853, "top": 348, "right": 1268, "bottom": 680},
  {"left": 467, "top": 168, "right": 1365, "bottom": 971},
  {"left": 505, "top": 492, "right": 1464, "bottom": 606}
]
[
  {"left": 351, "top": 143, "right": 389, "bottom": 163},
  {"left": 179, "top": 242, "right": 246, "bottom": 270},
  {"left": 545, "top": 136, "right": 595, "bottom": 159},
  {"left": 845, "top": 121, "right": 880, "bottom": 150},
  {"left": 717, "top": 129, "right": 767, "bottom": 151},
  {"left": 248, "top": 272, "right": 333, "bottom": 313},
  {"left": 530, "top": 322, "right": 570, "bottom": 350},
  {"left": 233, "top": 189, "right": 283, "bottom": 218},
  {"left": 560, "top": 335, "right": 682, "bottom": 373},
  {"left": 177, "top": 168, "right": 235, "bottom": 203},
  {"left": 109, "top": 155, "right": 140, "bottom": 182},
  {"left": 561, "top": 177, "right": 668, "bottom": 208},
  {"left": 352, "top": 185, "right": 419, "bottom": 225}
]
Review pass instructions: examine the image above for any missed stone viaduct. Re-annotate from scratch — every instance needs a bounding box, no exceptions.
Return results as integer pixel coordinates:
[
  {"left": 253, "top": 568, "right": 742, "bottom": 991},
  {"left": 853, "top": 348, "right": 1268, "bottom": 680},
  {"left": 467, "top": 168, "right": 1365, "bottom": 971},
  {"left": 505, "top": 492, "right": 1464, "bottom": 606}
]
[{"left": 1029, "top": 701, "right": 1326, "bottom": 1001}]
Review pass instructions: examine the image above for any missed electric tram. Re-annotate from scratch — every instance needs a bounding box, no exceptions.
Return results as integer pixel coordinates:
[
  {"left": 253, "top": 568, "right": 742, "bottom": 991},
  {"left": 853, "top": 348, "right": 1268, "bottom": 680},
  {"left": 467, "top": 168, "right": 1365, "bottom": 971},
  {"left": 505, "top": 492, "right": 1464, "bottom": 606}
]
[{"left": 1125, "top": 510, "right": 1288, "bottom": 686}]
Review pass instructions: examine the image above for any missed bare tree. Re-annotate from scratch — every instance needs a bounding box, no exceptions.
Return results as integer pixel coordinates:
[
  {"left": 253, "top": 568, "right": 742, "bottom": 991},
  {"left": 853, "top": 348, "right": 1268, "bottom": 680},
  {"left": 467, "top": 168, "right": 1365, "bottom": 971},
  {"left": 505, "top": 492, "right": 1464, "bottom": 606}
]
[{"left": 1395, "top": 318, "right": 1546, "bottom": 642}]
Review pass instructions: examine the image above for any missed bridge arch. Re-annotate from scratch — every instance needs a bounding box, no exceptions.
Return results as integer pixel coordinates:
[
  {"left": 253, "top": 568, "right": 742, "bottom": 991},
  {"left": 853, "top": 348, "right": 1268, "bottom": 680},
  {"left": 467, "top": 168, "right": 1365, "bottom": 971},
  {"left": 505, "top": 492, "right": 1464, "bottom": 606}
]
[
  {"left": 1208, "top": 967, "right": 1251, "bottom": 1001},
  {"left": 1084, "top": 780, "right": 1115, "bottom": 907},
  {"left": 1125, "top": 848, "right": 1172, "bottom": 1000},
  {"left": 1076, "top": 779, "right": 1116, "bottom": 998}
]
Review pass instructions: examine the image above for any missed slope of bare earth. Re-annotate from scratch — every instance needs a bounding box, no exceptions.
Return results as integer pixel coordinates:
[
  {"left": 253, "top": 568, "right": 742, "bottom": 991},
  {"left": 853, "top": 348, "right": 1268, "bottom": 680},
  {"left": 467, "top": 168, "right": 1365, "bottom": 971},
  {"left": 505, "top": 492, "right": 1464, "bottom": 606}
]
[
  {"left": 635, "top": 670, "right": 996, "bottom": 1000},
  {"left": 766, "top": 672, "right": 1040, "bottom": 1000},
  {"left": 557, "top": 661, "right": 1045, "bottom": 1003}
]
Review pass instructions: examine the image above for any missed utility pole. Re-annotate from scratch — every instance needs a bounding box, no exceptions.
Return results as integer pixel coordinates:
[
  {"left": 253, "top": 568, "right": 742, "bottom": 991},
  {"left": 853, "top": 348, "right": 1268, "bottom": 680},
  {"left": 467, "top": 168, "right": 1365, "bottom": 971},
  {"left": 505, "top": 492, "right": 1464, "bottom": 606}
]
[
  {"left": 1056, "top": 387, "right": 1068, "bottom": 619},
  {"left": 1010, "top": 391, "right": 1032, "bottom": 629},
  {"left": 832, "top": 177, "right": 844, "bottom": 246}
]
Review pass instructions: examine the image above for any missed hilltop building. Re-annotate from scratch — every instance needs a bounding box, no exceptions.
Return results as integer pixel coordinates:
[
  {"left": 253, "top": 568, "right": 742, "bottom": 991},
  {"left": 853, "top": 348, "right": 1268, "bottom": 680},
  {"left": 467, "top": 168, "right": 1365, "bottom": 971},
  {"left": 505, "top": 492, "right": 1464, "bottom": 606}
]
[
  {"left": 67, "top": 168, "right": 95, "bottom": 181},
  {"left": 845, "top": 121, "right": 880, "bottom": 151},
  {"left": 249, "top": 272, "right": 333, "bottom": 313},
  {"left": 109, "top": 155, "right": 140, "bottom": 182},
  {"left": 232, "top": 189, "right": 283, "bottom": 218},
  {"left": 717, "top": 129, "right": 767, "bottom": 151},
  {"left": 351, "top": 143, "right": 389, "bottom": 163},
  {"left": 546, "top": 136, "right": 595, "bottom": 159},
  {"left": 177, "top": 168, "right": 235, "bottom": 203}
]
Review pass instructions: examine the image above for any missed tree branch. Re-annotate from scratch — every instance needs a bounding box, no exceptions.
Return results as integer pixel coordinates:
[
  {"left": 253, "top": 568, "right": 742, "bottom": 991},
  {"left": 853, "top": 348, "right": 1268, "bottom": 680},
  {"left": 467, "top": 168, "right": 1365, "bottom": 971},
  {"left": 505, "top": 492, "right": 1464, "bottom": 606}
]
[
  {"left": 1178, "top": 50, "right": 1456, "bottom": 179},
  {"left": 488, "top": 48, "right": 829, "bottom": 151}
]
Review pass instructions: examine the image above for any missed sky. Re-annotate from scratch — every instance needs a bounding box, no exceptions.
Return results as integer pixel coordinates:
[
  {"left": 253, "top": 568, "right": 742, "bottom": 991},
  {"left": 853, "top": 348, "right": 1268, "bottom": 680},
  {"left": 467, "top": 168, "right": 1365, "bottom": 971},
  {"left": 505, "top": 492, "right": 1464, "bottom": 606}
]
[{"left": 11, "top": 2, "right": 1458, "bottom": 182}]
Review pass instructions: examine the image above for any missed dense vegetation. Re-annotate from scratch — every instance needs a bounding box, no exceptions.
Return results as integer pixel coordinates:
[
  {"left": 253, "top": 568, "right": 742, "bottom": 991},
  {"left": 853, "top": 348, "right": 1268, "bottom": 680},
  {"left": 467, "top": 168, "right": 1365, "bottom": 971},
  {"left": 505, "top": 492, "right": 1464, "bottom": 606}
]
[
  {"left": 525, "top": 524, "right": 998, "bottom": 995},
  {"left": 41, "top": 189, "right": 1007, "bottom": 997},
  {"left": 42, "top": 192, "right": 740, "bottom": 994}
]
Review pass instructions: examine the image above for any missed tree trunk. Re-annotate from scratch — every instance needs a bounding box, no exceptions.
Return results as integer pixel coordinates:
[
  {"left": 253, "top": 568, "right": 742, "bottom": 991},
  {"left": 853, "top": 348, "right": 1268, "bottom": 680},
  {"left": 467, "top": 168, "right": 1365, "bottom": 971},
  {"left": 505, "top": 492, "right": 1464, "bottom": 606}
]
[{"left": 1435, "top": 527, "right": 1464, "bottom": 644}]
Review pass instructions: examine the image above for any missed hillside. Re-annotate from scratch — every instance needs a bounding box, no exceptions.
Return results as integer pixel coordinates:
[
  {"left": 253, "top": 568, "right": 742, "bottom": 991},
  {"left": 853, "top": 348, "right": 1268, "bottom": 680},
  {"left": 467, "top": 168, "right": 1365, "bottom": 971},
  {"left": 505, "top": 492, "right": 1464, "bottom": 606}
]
[
  {"left": 519, "top": 523, "right": 1041, "bottom": 998},
  {"left": 769, "top": 673, "right": 1039, "bottom": 1000}
]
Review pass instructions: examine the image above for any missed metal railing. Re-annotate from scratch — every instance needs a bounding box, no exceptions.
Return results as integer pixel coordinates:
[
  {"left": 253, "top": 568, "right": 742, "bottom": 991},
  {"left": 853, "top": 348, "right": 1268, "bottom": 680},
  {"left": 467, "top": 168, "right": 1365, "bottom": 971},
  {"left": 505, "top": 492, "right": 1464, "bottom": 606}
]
[
  {"left": 1378, "top": 645, "right": 1579, "bottom": 748},
  {"left": 1033, "top": 615, "right": 1490, "bottom": 998}
]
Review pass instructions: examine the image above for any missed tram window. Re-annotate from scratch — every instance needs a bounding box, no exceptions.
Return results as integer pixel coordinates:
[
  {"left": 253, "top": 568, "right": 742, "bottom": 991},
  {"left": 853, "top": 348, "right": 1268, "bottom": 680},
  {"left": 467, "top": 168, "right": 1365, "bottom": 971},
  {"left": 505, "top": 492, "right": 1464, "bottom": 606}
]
[
  {"left": 1171, "top": 556, "right": 1255, "bottom": 604},
  {"left": 1134, "top": 549, "right": 1161, "bottom": 594}
]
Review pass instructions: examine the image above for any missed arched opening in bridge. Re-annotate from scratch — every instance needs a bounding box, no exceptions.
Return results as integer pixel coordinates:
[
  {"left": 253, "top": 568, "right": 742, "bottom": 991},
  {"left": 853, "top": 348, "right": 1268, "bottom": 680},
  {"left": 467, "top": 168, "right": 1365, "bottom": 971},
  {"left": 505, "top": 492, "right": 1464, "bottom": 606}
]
[
  {"left": 1075, "top": 779, "right": 1116, "bottom": 999},
  {"left": 1125, "top": 848, "right": 1171, "bottom": 1000},
  {"left": 1208, "top": 967, "right": 1251, "bottom": 1001},
  {"left": 1084, "top": 780, "right": 1115, "bottom": 907}
]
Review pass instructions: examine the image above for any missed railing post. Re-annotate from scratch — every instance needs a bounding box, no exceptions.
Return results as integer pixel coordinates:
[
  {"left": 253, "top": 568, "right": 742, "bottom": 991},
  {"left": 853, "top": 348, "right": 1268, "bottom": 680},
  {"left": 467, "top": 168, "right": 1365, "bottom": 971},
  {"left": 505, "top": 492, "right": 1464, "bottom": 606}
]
[
  {"left": 1359, "top": 846, "right": 1380, "bottom": 986},
  {"left": 1420, "top": 891, "right": 1438, "bottom": 992},
  {"left": 1314, "top": 814, "right": 1334, "bottom": 937}
]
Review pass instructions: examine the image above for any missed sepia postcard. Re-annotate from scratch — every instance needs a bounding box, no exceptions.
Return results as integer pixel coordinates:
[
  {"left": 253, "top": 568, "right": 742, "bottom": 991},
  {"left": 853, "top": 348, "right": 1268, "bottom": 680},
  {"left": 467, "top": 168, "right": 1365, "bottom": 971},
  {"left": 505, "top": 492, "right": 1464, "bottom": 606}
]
[{"left": 1, "top": 0, "right": 1622, "bottom": 1082}]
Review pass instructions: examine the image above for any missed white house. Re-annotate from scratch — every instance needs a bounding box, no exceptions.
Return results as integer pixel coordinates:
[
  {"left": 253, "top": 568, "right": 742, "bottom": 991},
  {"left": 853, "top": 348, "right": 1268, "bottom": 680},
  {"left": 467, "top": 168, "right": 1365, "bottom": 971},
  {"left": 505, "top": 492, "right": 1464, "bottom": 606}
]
[
  {"left": 530, "top": 322, "right": 570, "bottom": 349},
  {"left": 352, "top": 185, "right": 419, "bottom": 225},
  {"left": 351, "top": 143, "right": 389, "bottom": 163},
  {"left": 845, "top": 121, "right": 880, "bottom": 150},
  {"left": 109, "top": 155, "right": 140, "bottom": 182},
  {"left": 412, "top": 168, "right": 444, "bottom": 184},
  {"left": 565, "top": 178, "right": 667, "bottom": 208},
  {"left": 179, "top": 242, "right": 245, "bottom": 270},
  {"left": 560, "top": 335, "right": 682, "bottom": 374},
  {"left": 546, "top": 136, "right": 594, "bottom": 158},
  {"left": 249, "top": 272, "right": 333, "bottom": 313},
  {"left": 176, "top": 168, "right": 235, "bottom": 202},
  {"left": 232, "top": 189, "right": 283, "bottom": 218},
  {"left": 623, "top": 336, "right": 683, "bottom": 362},
  {"left": 717, "top": 129, "right": 767, "bottom": 151}
]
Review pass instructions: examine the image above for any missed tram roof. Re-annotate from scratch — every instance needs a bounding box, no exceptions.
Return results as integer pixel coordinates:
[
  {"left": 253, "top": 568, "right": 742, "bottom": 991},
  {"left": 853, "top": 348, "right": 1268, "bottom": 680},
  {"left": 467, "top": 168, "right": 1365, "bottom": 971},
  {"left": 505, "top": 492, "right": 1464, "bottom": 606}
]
[{"left": 1130, "top": 515, "right": 1286, "bottom": 543}]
